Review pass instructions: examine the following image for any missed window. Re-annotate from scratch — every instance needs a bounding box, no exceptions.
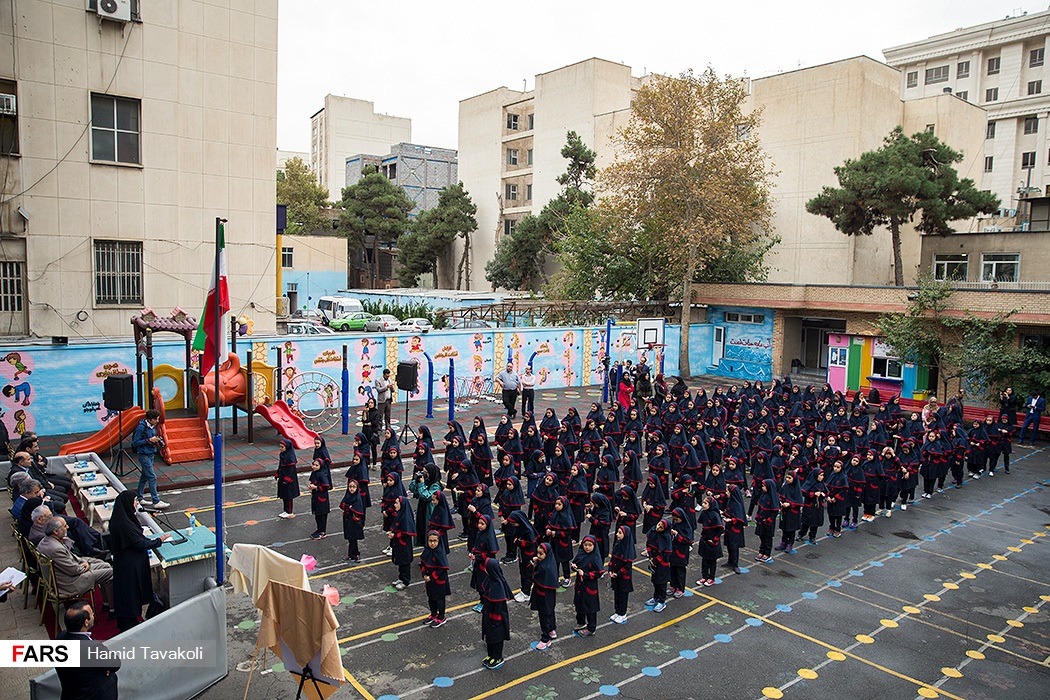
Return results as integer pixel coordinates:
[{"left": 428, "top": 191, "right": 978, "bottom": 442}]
[
  {"left": 281, "top": 246, "right": 293, "bottom": 268},
  {"left": 90, "top": 94, "right": 140, "bottom": 164},
  {"left": 987, "top": 56, "right": 1000, "bottom": 74},
  {"left": 924, "top": 65, "right": 949, "bottom": 84},
  {"left": 527, "top": 148, "right": 533, "bottom": 165},
  {"left": 984, "top": 156, "right": 993, "bottom": 172},
  {"left": 981, "top": 253, "right": 1019, "bottom": 282},
  {"left": 0, "top": 78, "right": 18, "bottom": 156},
  {"left": 505, "top": 183, "right": 517, "bottom": 201},
  {"left": 985, "top": 87, "right": 998, "bottom": 102},
  {"left": 906, "top": 71, "right": 918, "bottom": 88},
  {"left": 933, "top": 253, "right": 968, "bottom": 281},
  {"left": 1029, "top": 80, "right": 1043, "bottom": 95},
  {"left": 0, "top": 261, "right": 23, "bottom": 313},
  {"left": 526, "top": 183, "right": 532, "bottom": 201},
  {"left": 1032, "top": 48, "right": 1045, "bottom": 67},
  {"left": 986, "top": 121, "right": 996, "bottom": 139},
  {"left": 871, "top": 357, "right": 904, "bottom": 380},
  {"left": 723, "top": 312, "right": 765, "bottom": 324},
  {"left": 1022, "top": 151, "right": 1037, "bottom": 169},
  {"left": 957, "top": 91, "right": 968, "bottom": 101},
  {"left": 925, "top": 124, "right": 935, "bottom": 134},
  {"left": 503, "top": 219, "right": 516, "bottom": 237},
  {"left": 506, "top": 148, "right": 518, "bottom": 166},
  {"left": 93, "top": 240, "right": 143, "bottom": 305},
  {"left": 527, "top": 113, "right": 534, "bottom": 130},
  {"left": 1025, "top": 116, "right": 1039, "bottom": 134},
  {"left": 957, "top": 61, "right": 970, "bottom": 78},
  {"left": 506, "top": 114, "right": 518, "bottom": 131}
]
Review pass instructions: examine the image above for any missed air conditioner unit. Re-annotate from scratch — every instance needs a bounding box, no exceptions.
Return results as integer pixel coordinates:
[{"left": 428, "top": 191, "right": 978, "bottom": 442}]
[
  {"left": 96, "top": 0, "right": 131, "bottom": 22},
  {"left": 0, "top": 93, "right": 14, "bottom": 116},
  {"left": 983, "top": 225, "right": 1003, "bottom": 232}
]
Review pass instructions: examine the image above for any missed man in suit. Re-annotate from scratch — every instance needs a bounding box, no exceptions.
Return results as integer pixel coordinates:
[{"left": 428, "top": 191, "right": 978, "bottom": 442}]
[
  {"left": 1018, "top": 392, "right": 1045, "bottom": 446},
  {"left": 28, "top": 504, "right": 106, "bottom": 559},
  {"left": 10, "top": 451, "right": 67, "bottom": 513},
  {"left": 57, "top": 601, "right": 120, "bottom": 700},
  {"left": 36, "top": 517, "right": 113, "bottom": 609}
]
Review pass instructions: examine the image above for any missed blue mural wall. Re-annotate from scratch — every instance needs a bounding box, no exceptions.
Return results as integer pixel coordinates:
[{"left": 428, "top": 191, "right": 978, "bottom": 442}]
[
  {"left": 350, "top": 291, "right": 512, "bottom": 311},
  {"left": 282, "top": 271, "right": 347, "bottom": 312},
  {"left": 705, "top": 305, "right": 774, "bottom": 382},
  {"left": 0, "top": 321, "right": 773, "bottom": 438}
]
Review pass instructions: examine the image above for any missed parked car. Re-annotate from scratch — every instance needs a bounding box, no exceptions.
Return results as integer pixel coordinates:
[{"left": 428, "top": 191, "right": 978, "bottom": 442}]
[
  {"left": 398, "top": 317, "right": 434, "bottom": 333},
  {"left": 329, "top": 312, "right": 374, "bottom": 332},
  {"left": 451, "top": 319, "right": 492, "bottom": 329},
  {"left": 285, "top": 321, "right": 336, "bottom": 336},
  {"left": 291, "top": 308, "right": 325, "bottom": 322},
  {"left": 363, "top": 314, "right": 402, "bottom": 333}
]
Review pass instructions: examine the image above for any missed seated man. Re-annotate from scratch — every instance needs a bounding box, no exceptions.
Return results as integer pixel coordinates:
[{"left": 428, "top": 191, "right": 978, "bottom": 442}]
[
  {"left": 27, "top": 503, "right": 105, "bottom": 558},
  {"left": 35, "top": 517, "right": 113, "bottom": 609},
  {"left": 17, "top": 437, "right": 74, "bottom": 492},
  {"left": 10, "top": 451, "right": 67, "bottom": 513},
  {"left": 57, "top": 601, "right": 120, "bottom": 698},
  {"left": 8, "top": 469, "right": 28, "bottom": 500}
]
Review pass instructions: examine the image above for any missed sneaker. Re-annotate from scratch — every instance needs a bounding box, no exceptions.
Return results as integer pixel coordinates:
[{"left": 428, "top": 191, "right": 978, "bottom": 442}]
[
  {"left": 937, "top": 487, "right": 945, "bottom": 493},
  {"left": 785, "top": 547, "right": 796, "bottom": 555},
  {"left": 277, "top": 512, "right": 291, "bottom": 519},
  {"left": 807, "top": 538, "right": 817, "bottom": 545},
  {"left": 430, "top": 617, "right": 446, "bottom": 628},
  {"left": 774, "top": 543, "right": 786, "bottom": 552},
  {"left": 482, "top": 656, "right": 493, "bottom": 667},
  {"left": 645, "top": 598, "right": 657, "bottom": 607},
  {"left": 972, "top": 474, "right": 979, "bottom": 480},
  {"left": 514, "top": 592, "right": 530, "bottom": 603},
  {"left": 732, "top": 566, "right": 742, "bottom": 574},
  {"left": 1005, "top": 468, "right": 1011, "bottom": 474},
  {"left": 457, "top": 533, "right": 469, "bottom": 540},
  {"left": 653, "top": 602, "right": 667, "bottom": 613},
  {"left": 548, "top": 630, "right": 557, "bottom": 639},
  {"left": 574, "top": 623, "right": 588, "bottom": 632},
  {"left": 614, "top": 614, "right": 628, "bottom": 624},
  {"left": 535, "top": 641, "right": 551, "bottom": 651},
  {"left": 310, "top": 531, "right": 323, "bottom": 540},
  {"left": 394, "top": 581, "right": 407, "bottom": 590},
  {"left": 501, "top": 555, "right": 517, "bottom": 564},
  {"left": 754, "top": 555, "right": 765, "bottom": 562},
  {"left": 424, "top": 615, "right": 435, "bottom": 625},
  {"left": 382, "top": 546, "right": 393, "bottom": 556},
  {"left": 988, "top": 471, "right": 995, "bottom": 478},
  {"left": 901, "top": 503, "right": 908, "bottom": 511},
  {"left": 150, "top": 500, "right": 170, "bottom": 510},
  {"left": 673, "top": 589, "right": 684, "bottom": 599},
  {"left": 560, "top": 578, "right": 572, "bottom": 588},
  {"left": 884, "top": 510, "right": 891, "bottom": 518},
  {"left": 487, "top": 657, "right": 504, "bottom": 669},
  {"left": 573, "top": 629, "right": 593, "bottom": 637},
  {"left": 762, "top": 556, "right": 775, "bottom": 564},
  {"left": 473, "top": 603, "right": 484, "bottom": 613}
]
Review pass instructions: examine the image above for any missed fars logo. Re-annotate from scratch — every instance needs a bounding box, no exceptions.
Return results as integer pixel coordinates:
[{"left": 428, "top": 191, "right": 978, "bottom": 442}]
[{"left": 0, "top": 640, "right": 81, "bottom": 667}]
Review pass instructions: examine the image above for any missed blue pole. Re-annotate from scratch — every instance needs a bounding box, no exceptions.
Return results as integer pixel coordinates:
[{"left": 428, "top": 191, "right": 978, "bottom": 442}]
[
  {"left": 603, "top": 319, "right": 613, "bottom": 404},
  {"left": 448, "top": 358, "right": 455, "bottom": 422},
  {"left": 212, "top": 217, "right": 226, "bottom": 584},
  {"left": 527, "top": 350, "right": 538, "bottom": 369},
  {"left": 425, "top": 352, "right": 435, "bottom": 419},
  {"left": 341, "top": 344, "right": 349, "bottom": 434}
]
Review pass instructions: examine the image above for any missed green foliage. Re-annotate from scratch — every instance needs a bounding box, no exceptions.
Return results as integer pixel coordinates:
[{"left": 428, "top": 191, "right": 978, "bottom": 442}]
[
  {"left": 276, "top": 157, "right": 331, "bottom": 236},
  {"left": 806, "top": 126, "right": 1000, "bottom": 286},
  {"left": 360, "top": 299, "right": 448, "bottom": 329},
  {"left": 336, "top": 165, "right": 413, "bottom": 286},
  {"left": 396, "top": 183, "right": 477, "bottom": 287},
  {"left": 485, "top": 214, "right": 547, "bottom": 290}
]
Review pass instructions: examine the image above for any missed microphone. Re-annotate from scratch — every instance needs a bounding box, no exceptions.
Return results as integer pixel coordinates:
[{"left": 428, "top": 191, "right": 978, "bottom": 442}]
[{"left": 143, "top": 508, "right": 188, "bottom": 545}]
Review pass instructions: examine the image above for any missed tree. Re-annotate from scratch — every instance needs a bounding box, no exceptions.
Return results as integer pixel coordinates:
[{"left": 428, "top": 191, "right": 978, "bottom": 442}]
[
  {"left": 486, "top": 131, "right": 597, "bottom": 290},
  {"left": 336, "top": 165, "right": 413, "bottom": 288},
  {"left": 601, "top": 68, "right": 777, "bottom": 376},
  {"left": 806, "top": 127, "right": 1000, "bottom": 286},
  {"left": 276, "top": 157, "right": 330, "bottom": 236},
  {"left": 396, "top": 183, "right": 477, "bottom": 288}
]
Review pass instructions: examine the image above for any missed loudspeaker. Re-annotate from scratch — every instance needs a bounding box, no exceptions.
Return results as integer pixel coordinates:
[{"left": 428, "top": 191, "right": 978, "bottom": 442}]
[
  {"left": 103, "top": 374, "right": 135, "bottom": 411},
  {"left": 396, "top": 361, "right": 418, "bottom": 392}
]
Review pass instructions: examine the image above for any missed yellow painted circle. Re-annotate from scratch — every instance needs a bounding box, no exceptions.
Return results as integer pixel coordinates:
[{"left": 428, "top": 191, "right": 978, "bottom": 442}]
[
  {"left": 987, "top": 634, "right": 1006, "bottom": 643},
  {"left": 1006, "top": 620, "right": 1023, "bottom": 628},
  {"left": 880, "top": 619, "right": 899, "bottom": 628},
  {"left": 976, "top": 563, "right": 993, "bottom": 570},
  {"left": 993, "top": 555, "right": 1008, "bottom": 561},
  {"left": 1008, "top": 546, "right": 1022, "bottom": 552},
  {"left": 797, "top": 668, "right": 819, "bottom": 680},
  {"left": 762, "top": 688, "right": 784, "bottom": 699},
  {"left": 1041, "top": 595, "right": 1050, "bottom": 602},
  {"left": 960, "top": 572, "right": 977, "bottom": 579},
  {"left": 1021, "top": 539, "right": 1035, "bottom": 544},
  {"left": 903, "top": 606, "right": 921, "bottom": 614},
  {"left": 827, "top": 651, "right": 847, "bottom": 661},
  {"left": 1023, "top": 606, "right": 1039, "bottom": 613},
  {"left": 1034, "top": 531, "right": 1046, "bottom": 537},
  {"left": 965, "top": 650, "right": 986, "bottom": 660},
  {"left": 855, "top": 634, "right": 875, "bottom": 644},
  {"left": 943, "top": 583, "right": 959, "bottom": 590},
  {"left": 941, "top": 668, "right": 962, "bottom": 678},
  {"left": 924, "top": 594, "right": 942, "bottom": 602},
  {"left": 918, "top": 688, "right": 939, "bottom": 698}
]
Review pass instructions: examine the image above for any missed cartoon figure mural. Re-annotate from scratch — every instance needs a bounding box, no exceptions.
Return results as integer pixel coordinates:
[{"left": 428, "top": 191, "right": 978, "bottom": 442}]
[
  {"left": 352, "top": 337, "right": 382, "bottom": 406},
  {"left": 4, "top": 352, "right": 32, "bottom": 380},
  {"left": 537, "top": 366, "right": 550, "bottom": 386},
  {"left": 359, "top": 338, "right": 371, "bottom": 361},
  {"left": 3, "top": 382, "right": 31, "bottom": 406},
  {"left": 472, "top": 333, "right": 483, "bottom": 352},
  {"left": 282, "top": 340, "right": 299, "bottom": 365}
]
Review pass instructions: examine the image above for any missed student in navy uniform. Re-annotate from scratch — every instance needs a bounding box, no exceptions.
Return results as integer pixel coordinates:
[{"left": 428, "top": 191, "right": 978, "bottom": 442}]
[
  {"left": 668, "top": 507, "right": 694, "bottom": 598},
  {"left": 388, "top": 495, "right": 415, "bottom": 590},
  {"left": 776, "top": 470, "right": 803, "bottom": 554},
  {"left": 696, "top": 493, "right": 724, "bottom": 586},
  {"left": 530, "top": 542, "right": 560, "bottom": 650},
  {"left": 608, "top": 525, "right": 635, "bottom": 623},
  {"left": 308, "top": 450, "right": 332, "bottom": 540},
  {"left": 479, "top": 557, "right": 513, "bottom": 669},
  {"left": 722, "top": 485, "right": 747, "bottom": 573},
  {"left": 339, "top": 479, "right": 365, "bottom": 561},
  {"left": 753, "top": 478, "right": 780, "bottom": 563},
  {"left": 570, "top": 535, "right": 605, "bottom": 637},
  {"left": 275, "top": 439, "right": 299, "bottom": 519},
  {"left": 546, "top": 496, "right": 576, "bottom": 587},
  {"left": 644, "top": 517, "right": 672, "bottom": 612},
  {"left": 508, "top": 510, "right": 538, "bottom": 603},
  {"left": 420, "top": 530, "right": 451, "bottom": 628}
]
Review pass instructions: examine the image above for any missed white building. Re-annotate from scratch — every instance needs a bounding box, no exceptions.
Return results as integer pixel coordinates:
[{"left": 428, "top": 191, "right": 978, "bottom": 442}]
[
  {"left": 0, "top": 0, "right": 279, "bottom": 338},
  {"left": 277, "top": 148, "right": 309, "bottom": 175},
  {"left": 309, "top": 95, "right": 411, "bottom": 202},
  {"left": 884, "top": 9, "right": 1050, "bottom": 214}
]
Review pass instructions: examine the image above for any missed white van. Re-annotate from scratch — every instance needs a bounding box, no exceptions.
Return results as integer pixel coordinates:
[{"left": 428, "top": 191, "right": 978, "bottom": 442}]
[{"left": 317, "top": 296, "right": 364, "bottom": 323}]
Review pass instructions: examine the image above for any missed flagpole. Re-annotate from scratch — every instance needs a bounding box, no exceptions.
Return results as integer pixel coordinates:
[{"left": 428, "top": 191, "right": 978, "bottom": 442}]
[{"left": 213, "top": 216, "right": 227, "bottom": 584}]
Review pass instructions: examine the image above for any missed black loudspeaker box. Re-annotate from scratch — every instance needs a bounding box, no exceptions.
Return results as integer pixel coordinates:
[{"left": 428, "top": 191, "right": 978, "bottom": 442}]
[
  {"left": 396, "top": 361, "right": 418, "bottom": 392},
  {"left": 103, "top": 373, "right": 135, "bottom": 411}
]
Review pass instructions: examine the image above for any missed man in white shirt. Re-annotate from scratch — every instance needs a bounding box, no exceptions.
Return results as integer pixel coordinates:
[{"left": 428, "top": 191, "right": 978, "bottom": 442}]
[
  {"left": 520, "top": 365, "right": 536, "bottom": 416},
  {"left": 375, "top": 368, "right": 394, "bottom": 430}
]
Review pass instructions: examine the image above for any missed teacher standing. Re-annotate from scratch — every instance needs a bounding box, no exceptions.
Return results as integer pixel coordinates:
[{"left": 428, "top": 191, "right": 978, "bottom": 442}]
[
  {"left": 495, "top": 362, "right": 520, "bottom": 419},
  {"left": 109, "top": 491, "right": 171, "bottom": 631}
]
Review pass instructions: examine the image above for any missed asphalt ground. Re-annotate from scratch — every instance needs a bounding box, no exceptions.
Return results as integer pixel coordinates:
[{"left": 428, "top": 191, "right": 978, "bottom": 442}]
[{"left": 164, "top": 445, "right": 1050, "bottom": 700}]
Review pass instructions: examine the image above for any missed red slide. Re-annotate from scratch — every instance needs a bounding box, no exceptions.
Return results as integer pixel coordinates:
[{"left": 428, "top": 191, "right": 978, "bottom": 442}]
[
  {"left": 58, "top": 406, "right": 146, "bottom": 456},
  {"left": 255, "top": 401, "right": 318, "bottom": 450}
]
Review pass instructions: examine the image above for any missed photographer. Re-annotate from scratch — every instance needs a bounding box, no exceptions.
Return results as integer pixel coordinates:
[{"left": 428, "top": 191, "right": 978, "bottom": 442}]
[
  {"left": 131, "top": 409, "right": 169, "bottom": 510},
  {"left": 998, "top": 387, "right": 1018, "bottom": 426}
]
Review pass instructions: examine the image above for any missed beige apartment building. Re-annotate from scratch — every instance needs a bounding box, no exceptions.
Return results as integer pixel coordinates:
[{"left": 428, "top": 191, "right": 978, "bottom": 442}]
[
  {"left": 460, "top": 56, "right": 987, "bottom": 290},
  {"left": 309, "top": 95, "right": 411, "bottom": 202},
  {"left": 0, "top": 0, "right": 279, "bottom": 338}
]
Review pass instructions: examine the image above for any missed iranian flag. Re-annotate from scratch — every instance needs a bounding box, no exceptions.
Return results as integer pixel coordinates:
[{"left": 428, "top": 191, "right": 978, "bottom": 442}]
[{"left": 193, "top": 223, "right": 230, "bottom": 377}]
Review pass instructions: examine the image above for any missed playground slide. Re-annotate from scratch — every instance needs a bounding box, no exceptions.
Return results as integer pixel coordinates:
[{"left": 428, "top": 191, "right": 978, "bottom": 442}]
[
  {"left": 255, "top": 401, "right": 318, "bottom": 450},
  {"left": 58, "top": 406, "right": 146, "bottom": 456}
]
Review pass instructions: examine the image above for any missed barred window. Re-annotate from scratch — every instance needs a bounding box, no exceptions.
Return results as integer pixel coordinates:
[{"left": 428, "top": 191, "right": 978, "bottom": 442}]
[
  {"left": 0, "top": 261, "right": 23, "bottom": 312},
  {"left": 94, "top": 240, "right": 143, "bottom": 305}
]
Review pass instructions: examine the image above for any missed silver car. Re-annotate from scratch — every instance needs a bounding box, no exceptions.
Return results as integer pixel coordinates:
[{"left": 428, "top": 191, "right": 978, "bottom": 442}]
[
  {"left": 363, "top": 314, "right": 402, "bottom": 332},
  {"left": 398, "top": 317, "right": 433, "bottom": 333}
]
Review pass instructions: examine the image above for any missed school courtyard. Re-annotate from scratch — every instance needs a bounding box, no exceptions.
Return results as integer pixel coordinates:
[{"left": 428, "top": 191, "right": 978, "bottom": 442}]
[{"left": 168, "top": 436, "right": 1049, "bottom": 699}]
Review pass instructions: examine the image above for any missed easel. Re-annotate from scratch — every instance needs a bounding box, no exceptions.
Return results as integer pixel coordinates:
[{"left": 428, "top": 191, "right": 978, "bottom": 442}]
[{"left": 292, "top": 666, "right": 324, "bottom": 700}]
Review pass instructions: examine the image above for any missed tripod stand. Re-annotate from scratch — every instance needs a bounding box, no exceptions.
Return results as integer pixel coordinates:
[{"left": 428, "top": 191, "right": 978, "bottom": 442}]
[
  {"left": 112, "top": 409, "right": 140, "bottom": 478},
  {"left": 398, "top": 390, "right": 417, "bottom": 446}
]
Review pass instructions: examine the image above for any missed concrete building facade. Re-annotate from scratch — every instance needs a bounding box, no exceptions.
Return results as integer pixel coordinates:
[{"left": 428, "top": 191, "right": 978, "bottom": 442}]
[
  {"left": 309, "top": 95, "right": 411, "bottom": 202},
  {"left": 277, "top": 148, "right": 309, "bottom": 175},
  {"left": 345, "top": 142, "right": 458, "bottom": 216},
  {"left": 0, "top": 0, "right": 279, "bottom": 339}
]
